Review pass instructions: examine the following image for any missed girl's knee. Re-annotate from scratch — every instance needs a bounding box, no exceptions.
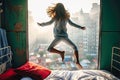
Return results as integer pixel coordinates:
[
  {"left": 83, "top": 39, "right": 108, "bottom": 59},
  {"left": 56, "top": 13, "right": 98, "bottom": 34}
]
[
  {"left": 47, "top": 48, "right": 51, "bottom": 52},
  {"left": 74, "top": 50, "right": 78, "bottom": 53},
  {"left": 47, "top": 47, "right": 53, "bottom": 52},
  {"left": 71, "top": 45, "right": 78, "bottom": 51},
  {"left": 73, "top": 47, "right": 78, "bottom": 52}
]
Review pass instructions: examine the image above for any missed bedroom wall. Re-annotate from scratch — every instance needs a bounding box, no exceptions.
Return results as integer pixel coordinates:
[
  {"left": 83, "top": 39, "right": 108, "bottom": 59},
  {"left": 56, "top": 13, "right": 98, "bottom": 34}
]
[
  {"left": 1, "top": 0, "right": 28, "bottom": 68},
  {"left": 100, "top": 0, "right": 120, "bottom": 71},
  {"left": 1, "top": 0, "right": 120, "bottom": 71}
]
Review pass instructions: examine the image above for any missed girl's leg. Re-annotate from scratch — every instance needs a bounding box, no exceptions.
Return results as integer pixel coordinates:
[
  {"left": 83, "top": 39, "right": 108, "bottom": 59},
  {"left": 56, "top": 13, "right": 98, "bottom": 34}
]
[
  {"left": 74, "top": 51, "right": 83, "bottom": 69},
  {"left": 47, "top": 38, "right": 65, "bottom": 61},
  {"left": 63, "top": 38, "right": 83, "bottom": 69},
  {"left": 49, "top": 47, "right": 65, "bottom": 61}
]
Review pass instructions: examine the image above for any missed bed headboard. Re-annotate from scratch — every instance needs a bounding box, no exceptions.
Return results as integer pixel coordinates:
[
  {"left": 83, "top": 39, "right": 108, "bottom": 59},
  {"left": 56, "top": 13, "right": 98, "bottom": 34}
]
[
  {"left": 0, "top": 46, "right": 12, "bottom": 74},
  {"left": 0, "top": 28, "right": 13, "bottom": 74},
  {"left": 111, "top": 46, "right": 120, "bottom": 78}
]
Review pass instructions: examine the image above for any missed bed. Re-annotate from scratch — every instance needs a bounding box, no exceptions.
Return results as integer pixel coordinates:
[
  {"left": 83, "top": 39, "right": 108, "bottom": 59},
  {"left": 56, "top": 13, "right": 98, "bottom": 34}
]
[
  {"left": 45, "top": 70, "right": 119, "bottom": 80},
  {"left": 1, "top": 64, "right": 119, "bottom": 80},
  {"left": 0, "top": 49, "right": 119, "bottom": 80}
]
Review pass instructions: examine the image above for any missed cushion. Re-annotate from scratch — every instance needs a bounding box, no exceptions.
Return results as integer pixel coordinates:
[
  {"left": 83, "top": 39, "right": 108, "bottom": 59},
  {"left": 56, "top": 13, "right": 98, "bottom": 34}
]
[
  {"left": 0, "top": 68, "right": 17, "bottom": 80},
  {"left": 14, "top": 61, "right": 51, "bottom": 80}
]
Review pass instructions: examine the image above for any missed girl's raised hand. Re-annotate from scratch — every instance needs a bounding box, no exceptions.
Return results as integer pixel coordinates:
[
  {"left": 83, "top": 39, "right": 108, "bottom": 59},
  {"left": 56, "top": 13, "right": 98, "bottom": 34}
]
[
  {"left": 81, "top": 27, "right": 86, "bottom": 30},
  {"left": 37, "top": 22, "right": 42, "bottom": 26}
]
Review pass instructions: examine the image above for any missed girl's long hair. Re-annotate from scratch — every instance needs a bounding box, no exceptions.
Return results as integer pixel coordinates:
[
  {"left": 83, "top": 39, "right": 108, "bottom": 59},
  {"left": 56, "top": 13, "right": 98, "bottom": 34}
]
[{"left": 47, "top": 3, "right": 70, "bottom": 20}]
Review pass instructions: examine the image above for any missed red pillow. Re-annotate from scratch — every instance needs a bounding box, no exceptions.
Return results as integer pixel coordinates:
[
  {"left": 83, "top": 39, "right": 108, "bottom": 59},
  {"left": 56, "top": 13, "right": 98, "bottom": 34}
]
[
  {"left": 0, "top": 68, "right": 17, "bottom": 80},
  {"left": 14, "top": 61, "right": 51, "bottom": 80}
]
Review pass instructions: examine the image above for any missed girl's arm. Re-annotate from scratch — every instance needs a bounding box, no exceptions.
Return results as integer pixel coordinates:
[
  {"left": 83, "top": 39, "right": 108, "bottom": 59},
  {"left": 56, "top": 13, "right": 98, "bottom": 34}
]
[
  {"left": 68, "top": 19, "right": 85, "bottom": 30},
  {"left": 37, "top": 18, "right": 54, "bottom": 26}
]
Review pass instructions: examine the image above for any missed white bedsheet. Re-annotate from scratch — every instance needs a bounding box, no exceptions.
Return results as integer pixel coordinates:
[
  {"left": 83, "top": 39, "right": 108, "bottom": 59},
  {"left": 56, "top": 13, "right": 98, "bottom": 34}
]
[{"left": 45, "top": 70, "right": 119, "bottom": 80}]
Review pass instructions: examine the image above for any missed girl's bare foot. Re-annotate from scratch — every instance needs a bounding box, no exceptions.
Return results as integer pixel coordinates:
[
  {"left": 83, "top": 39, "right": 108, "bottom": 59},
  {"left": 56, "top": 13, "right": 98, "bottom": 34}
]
[
  {"left": 76, "top": 63, "right": 83, "bottom": 70},
  {"left": 60, "top": 51, "right": 65, "bottom": 62}
]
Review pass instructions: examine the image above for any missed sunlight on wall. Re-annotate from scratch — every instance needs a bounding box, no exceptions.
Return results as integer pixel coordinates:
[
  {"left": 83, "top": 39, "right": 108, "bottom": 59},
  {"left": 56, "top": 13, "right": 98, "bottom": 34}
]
[{"left": 28, "top": 0, "right": 100, "bottom": 70}]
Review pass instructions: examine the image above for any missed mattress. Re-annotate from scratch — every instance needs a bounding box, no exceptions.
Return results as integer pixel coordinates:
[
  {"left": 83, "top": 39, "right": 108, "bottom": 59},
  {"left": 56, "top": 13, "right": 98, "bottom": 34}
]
[{"left": 45, "top": 70, "right": 119, "bottom": 80}]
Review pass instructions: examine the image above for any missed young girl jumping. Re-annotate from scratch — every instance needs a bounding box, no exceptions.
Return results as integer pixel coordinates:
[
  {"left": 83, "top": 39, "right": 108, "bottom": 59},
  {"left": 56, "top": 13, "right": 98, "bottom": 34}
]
[{"left": 37, "top": 3, "right": 86, "bottom": 69}]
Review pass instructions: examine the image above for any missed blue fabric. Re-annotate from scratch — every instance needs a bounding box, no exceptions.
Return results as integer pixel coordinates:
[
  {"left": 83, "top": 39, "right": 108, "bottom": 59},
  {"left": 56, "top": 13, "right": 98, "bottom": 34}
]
[
  {"left": 0, "top": 29, "right": 2, "bottom": 48},
  {"left": 0, "top": 28, "right": 8, "bottom": 57},
  {"left": 0, "top": 28, "right": 8, "bottom": 47},
  {"left": 0, "top": 28, "right": 12, "bottom": 69}
]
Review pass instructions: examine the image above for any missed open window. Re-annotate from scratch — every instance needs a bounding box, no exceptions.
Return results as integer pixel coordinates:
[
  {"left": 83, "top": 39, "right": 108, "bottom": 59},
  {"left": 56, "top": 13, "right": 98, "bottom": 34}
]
[{"left": 28, "top": 0, "right": 100, "bottom": 70}]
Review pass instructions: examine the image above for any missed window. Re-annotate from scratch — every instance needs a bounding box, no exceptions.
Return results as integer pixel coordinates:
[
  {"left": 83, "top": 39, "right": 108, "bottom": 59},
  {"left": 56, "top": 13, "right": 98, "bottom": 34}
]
[{"left": 28, "top": 0, "right": 100, "bottom": 70}]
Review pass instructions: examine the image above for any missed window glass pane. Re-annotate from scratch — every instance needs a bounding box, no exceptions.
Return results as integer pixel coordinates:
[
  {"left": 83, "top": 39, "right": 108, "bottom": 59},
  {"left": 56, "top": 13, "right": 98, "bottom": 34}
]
[{"left": 28, "top": 0, "right": 100, "bottom": 70}]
